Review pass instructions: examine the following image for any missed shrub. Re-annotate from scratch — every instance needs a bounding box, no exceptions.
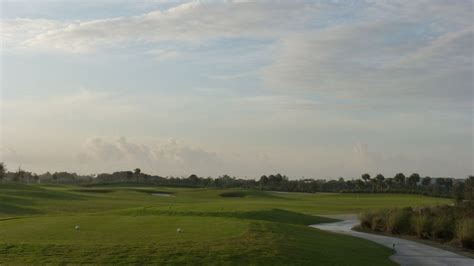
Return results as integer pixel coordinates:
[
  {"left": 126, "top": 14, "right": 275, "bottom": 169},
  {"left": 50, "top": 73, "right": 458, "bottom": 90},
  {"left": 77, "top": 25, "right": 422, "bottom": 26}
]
[
  {"left": 432, "top": 215, "right": 455, "bottom": 241},
  {"left": 386, "top": 208, "right": 412, "bottom": 234},
  {"left": 456, "top": 218, "right": 474, "bottom": 249}
]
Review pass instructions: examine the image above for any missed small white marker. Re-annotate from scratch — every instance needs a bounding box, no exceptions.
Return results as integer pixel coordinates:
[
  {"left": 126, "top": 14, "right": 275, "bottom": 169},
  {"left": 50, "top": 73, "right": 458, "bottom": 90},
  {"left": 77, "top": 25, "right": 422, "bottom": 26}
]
[
  {"left": 75, "top": 225, "right": 80, "bottom": 230},
  {"left": 177, "top": 228, "right": 181, "bottom": 233}
]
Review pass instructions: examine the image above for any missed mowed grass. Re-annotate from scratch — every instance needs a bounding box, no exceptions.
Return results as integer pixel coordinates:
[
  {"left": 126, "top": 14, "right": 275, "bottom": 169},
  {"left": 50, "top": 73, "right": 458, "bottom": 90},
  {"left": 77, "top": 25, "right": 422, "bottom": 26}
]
[{"left": 0, "top": 184, "right": 450, "bottom": 265}]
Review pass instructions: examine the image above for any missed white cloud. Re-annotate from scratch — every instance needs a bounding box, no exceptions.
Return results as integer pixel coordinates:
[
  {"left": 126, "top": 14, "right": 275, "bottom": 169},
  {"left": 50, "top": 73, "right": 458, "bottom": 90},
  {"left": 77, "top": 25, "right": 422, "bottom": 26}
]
[
  {"left": 349, "top": 143, "right": 473, "bottom": 178},
  {"left": 2, "top": 90, "right": 139, "bottom": 127},
  {"left": 1, "top": 1, "right": 322, "bottom": 53},
  {"left": 0, "top": 147, "right": 21, "bottom": 166},
  {"left": 263, "top": 23, "right": 473, "bottom": 102},
  {"left": 1, "top": 1, "right": 472, "bottom": 178},
  {"left": 147, "top": 48, "right": 181, "bottom": 61},
  {"left": 77, "top": 136, "right": 223, "bottom": 175}
]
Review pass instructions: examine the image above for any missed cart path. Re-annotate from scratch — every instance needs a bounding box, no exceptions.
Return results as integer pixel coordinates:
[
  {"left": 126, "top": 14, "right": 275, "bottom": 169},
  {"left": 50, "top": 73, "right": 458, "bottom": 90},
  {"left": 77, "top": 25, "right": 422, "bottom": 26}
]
[{"left": 310, "top": 219, "right": 474, "bottom": 266}]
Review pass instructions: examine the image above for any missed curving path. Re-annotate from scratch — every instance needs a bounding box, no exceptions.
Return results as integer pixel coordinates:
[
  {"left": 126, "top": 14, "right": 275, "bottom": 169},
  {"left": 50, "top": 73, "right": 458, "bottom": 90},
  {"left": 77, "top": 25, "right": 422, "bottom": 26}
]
[{"left": 310, "top": 219, "right": 474, "bottom": 266}]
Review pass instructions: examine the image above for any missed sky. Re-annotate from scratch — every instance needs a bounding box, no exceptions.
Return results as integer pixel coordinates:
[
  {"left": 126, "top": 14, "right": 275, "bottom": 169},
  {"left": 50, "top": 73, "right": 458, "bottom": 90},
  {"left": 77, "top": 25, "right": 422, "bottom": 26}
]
[{"left": 0, "top": 0, "right": 473, "bottom": 179}]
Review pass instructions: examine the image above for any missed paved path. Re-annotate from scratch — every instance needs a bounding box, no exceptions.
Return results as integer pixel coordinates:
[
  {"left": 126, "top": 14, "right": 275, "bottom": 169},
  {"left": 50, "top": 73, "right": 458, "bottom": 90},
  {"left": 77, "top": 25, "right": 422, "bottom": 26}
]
[{"left": 310, "top": 219, "right": 474, "bottom": 266}]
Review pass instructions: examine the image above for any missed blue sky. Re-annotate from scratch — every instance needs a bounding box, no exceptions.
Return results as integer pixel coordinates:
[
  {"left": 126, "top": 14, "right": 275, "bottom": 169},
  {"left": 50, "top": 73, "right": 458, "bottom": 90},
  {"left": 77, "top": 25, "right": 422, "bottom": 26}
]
[{"left": 0, "top": 0, "right": 472, "bottom": 178}]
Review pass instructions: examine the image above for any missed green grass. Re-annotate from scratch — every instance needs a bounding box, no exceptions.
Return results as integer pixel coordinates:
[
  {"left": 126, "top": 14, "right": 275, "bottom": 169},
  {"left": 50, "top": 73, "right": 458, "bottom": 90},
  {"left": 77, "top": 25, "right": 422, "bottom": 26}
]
[{"left": 0, "top": 184, "right": 450, "bottom": 264}]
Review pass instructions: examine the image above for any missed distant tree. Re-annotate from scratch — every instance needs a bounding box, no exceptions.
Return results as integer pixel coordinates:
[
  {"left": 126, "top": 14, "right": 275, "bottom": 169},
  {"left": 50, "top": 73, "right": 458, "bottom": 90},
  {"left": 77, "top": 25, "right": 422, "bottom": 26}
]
[
  {"left": 453, "top": 180, "right": 465, "bottom": 205},
  {"left": 385, "top": 178, "right": 394, "bottom": 189},
  {"left": 125, "top": 171, "right": 134, "bottom": 181},
  {"left": 436, "top": 177, "right": 444, "bottom": 186},
  {"left": 52, "top": 172, "right": 58, "bottom": 182},
  {"left": 394, "top": 173, "right": 406, "bottom": 186},
  {"left": 407, "top": 173, "right": 421, "bottom": 187},
  {"left": 436, "top": 178, "right": 453, "bottom": 189},
  {"left": 32, "top": 174, "right": 39, "bottom": 184},
  {"left": 464, "top": 176, "right": 474, "bottom": 201},
  {"left": 421, "top": 176, "right": 431, "bottom": 186},
  {"left": 355, "top": 179, "right": 364, "bottom": 190},
  {"left": 338, "top": 177, "right": 345, "bottom": 188},
  {"left": 188, "top": 174, "right": 199, "bottom": 186},
  {"left": 13, "top": 167, "right": 25, "bottom": 183},
  {"left": 444, "top": 178, "right": 453, "bottom": 190},
  {"left": 375, "top": 174, "right": 385, "bottom": 190},
  {"left": 361, "top": 173, "right": 371, "bottom": 183},
  {"left": 0, "top": 162, "right": 6, "bottom": 183},
  {"left": 134, "top": 168, "right": 141, "bottom": 180}
]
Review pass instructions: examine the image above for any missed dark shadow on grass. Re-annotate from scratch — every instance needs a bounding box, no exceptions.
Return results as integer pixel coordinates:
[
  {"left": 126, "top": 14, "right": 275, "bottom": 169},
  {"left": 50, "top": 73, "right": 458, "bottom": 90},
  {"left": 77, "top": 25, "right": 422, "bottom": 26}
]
[
  {"left": 219, "top": 191, "right": 246, "bottom": 197},
  {"left": 70, "top": 189, "right": 114, "bottom": 193},
  {"left": 217, "top": 189, "right": 298, "bottom": 200},
  {"left": 120, "top": 208, "right": 337, "bottom": 225},
  {"left": 129, "top": 189, "right": 175, "bottom": 195},
  {"left": 1, "top": 190, "right": 84, "bottom": 200},
  {"left": 233, "top": 209, "right": 336, "bottom": 225},
  {"left": 0, "top": 202, "right": 42, "bottom": 215},
  {"left": 0, "top": 195, "right": 36, "bottom": 206}
]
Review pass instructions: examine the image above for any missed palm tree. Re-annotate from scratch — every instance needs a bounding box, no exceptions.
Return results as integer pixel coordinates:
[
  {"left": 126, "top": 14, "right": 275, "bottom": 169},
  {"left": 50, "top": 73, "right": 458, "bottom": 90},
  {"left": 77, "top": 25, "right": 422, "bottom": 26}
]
[
  {"left": 361, "top": 173, "right": 371, "bottom": 183},
  {"left": 134, "top": 168, "right": 141, "bottom": 181}
]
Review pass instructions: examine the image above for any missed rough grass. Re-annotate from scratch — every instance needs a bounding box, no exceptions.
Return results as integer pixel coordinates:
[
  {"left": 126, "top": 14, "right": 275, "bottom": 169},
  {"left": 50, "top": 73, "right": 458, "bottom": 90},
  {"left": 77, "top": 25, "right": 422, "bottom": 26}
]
[{"left": 457, "top": 218, "right": 474, "bottom": 249}]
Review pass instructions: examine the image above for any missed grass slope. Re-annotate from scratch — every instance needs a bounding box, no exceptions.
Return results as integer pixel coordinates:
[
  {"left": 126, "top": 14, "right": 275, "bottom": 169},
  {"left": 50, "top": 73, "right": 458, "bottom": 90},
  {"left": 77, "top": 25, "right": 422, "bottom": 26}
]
[{"left": 0, "top": 184, "right": 450, "bottom": 265}]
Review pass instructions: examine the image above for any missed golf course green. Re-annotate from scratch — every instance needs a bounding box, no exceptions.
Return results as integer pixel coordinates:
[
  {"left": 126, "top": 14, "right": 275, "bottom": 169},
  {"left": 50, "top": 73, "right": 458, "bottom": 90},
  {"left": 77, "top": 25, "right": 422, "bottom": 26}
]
[{"left": 0, "top": 184, "right": 450, "bottom": 265}]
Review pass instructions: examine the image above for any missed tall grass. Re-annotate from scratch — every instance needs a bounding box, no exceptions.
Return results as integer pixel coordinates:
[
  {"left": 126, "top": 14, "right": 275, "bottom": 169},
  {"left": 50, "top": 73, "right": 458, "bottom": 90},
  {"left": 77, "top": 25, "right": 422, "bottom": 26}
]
[
  {"left": 432, "top": 215, "right": 455, "bottom": 241},
  {"left": 385, "top": 208, "right": 412, "bottom": 234},
  {"left": 411, "top": 211, "right": 433, "bottom": 238},
  {"left": 358, "top": 211, "right": 376, "bottom": 229},
  {"left": 456, "top": 218, "right": 474, "bottom": 249},
  {"left": 359, "top": 204, "right": 474, "bottom": 250}
]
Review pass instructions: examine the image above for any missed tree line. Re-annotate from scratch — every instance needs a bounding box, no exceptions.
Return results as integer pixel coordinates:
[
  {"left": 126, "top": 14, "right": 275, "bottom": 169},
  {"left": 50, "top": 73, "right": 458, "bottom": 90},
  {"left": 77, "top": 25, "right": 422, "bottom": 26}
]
[{"left": 0, "top": 162, "right": 472, "bottom": 201}]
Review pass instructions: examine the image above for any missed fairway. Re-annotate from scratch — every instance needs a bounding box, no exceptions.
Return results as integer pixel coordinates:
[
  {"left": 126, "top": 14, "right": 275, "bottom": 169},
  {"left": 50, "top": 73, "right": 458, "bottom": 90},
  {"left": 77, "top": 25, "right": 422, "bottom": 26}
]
[{"left": 0, "top": 184, "right": 450, "bottom": 264}]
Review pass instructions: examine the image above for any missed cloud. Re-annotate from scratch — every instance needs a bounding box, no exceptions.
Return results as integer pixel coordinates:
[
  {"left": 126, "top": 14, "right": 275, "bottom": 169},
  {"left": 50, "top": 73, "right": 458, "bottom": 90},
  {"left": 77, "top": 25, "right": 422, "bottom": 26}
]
[
  {"left": 2, "top": 90, "right": 139, "bottom": 131},
  {"left": 263, "top": 22, "right": 473, "bottom": 102},
  {"left": 1, "top": 1, "right": 322, "bottom": 53},
  {"left": 77, "top": 136, "right": 222, "bottom": 175},
  {"left": 0, "top": 147, "right": 21, "bottom": 166},
  {"left": 147, "top": 48, "right": 181, "bottom": 61},
  {"left": 349, "top": 143, "right": 473, "bottom": 178}
]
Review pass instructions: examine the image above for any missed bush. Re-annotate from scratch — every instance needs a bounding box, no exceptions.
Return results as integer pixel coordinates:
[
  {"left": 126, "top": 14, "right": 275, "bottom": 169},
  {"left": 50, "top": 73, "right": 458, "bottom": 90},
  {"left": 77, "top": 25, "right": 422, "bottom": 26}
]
[
  {"left": 385, "top": 208, "right": 412, "bottom": 234},
  {"left": 456, "top": 218, "right": 474, "bottom": 249},
  {"left": 432, "top": 215, "right": 455, "bottom": 241}
]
